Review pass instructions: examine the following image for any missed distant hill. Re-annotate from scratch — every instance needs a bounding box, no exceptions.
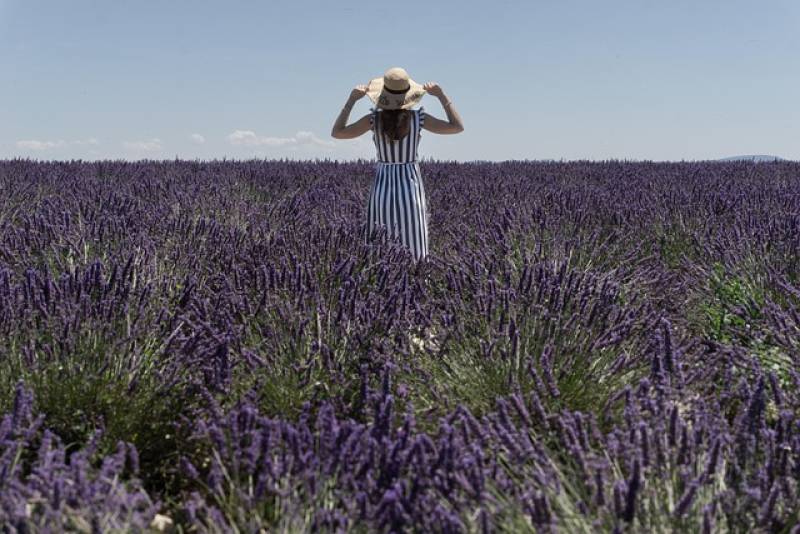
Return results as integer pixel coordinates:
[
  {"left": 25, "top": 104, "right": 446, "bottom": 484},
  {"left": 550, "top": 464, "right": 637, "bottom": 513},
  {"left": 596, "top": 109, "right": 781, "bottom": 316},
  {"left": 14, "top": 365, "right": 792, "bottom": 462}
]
[{"left": 718, "top": 155, "right": 785, "bottom": 162}]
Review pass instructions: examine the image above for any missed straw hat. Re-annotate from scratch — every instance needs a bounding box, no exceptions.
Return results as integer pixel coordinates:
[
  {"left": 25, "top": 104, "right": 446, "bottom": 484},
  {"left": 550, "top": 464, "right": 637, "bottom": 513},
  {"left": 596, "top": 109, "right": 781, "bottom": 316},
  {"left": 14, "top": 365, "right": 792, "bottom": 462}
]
[{"left": 366, "top": 67, "right": 426, "bottom": 110}]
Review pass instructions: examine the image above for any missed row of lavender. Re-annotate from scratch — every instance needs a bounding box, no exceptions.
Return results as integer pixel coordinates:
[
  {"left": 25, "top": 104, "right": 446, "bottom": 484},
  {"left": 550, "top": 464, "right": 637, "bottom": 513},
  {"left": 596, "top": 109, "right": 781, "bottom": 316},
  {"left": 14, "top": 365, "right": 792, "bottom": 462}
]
[{"left": 0, "top": 158, "right": 799, "bottom": 532}]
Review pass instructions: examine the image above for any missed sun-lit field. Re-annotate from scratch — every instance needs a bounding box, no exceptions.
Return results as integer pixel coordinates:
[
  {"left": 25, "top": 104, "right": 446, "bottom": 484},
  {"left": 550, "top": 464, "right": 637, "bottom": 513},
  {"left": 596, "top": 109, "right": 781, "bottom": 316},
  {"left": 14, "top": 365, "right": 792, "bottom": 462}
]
[{"left": 1, "top": 158, "right": 799, "bottom": 532}]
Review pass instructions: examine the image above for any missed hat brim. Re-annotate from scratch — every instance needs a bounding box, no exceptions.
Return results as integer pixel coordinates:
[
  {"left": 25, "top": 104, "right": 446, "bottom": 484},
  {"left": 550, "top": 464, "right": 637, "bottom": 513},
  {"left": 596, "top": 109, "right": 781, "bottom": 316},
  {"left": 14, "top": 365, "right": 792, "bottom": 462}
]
[{"left": 366, "top": 77, "right": 426, "bottom": 110}]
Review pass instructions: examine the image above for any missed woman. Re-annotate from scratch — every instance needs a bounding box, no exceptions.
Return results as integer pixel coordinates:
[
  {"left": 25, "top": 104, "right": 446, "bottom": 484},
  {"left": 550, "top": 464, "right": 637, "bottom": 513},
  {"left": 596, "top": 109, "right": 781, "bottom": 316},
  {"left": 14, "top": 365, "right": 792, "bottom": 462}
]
[{"left": 331, "top": 67, "right": 464, "bottom": 262}]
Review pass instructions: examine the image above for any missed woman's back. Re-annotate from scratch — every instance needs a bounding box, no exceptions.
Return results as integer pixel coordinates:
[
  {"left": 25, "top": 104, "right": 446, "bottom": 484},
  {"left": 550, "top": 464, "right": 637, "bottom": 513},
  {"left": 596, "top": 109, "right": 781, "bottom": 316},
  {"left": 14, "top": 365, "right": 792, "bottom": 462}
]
[{"left": 370, "top": 107, "right": 426, "bottom": 163}]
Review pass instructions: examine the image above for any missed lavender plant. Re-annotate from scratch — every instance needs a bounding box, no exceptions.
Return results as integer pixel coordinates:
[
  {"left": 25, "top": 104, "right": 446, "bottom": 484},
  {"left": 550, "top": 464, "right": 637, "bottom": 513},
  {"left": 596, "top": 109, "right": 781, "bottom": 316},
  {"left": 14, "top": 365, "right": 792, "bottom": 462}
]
[{"left": 1, "top": 158, "right": 798, "bottom": 531}]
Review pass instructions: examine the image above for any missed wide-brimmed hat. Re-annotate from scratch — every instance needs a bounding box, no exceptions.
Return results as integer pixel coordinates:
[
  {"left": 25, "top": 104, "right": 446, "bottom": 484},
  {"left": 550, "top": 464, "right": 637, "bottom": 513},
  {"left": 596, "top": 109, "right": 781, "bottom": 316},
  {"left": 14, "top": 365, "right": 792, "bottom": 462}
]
[{"left": 366, "top": 67, "right": 426, "bottom": 110}]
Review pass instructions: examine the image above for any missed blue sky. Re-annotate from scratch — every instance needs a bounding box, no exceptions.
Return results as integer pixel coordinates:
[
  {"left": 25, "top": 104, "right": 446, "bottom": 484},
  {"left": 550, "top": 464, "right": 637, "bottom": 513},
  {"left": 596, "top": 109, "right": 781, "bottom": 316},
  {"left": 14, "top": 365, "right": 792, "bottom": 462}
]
[{"left": 2, "top": 0, "right": 798, "bottom": 161}]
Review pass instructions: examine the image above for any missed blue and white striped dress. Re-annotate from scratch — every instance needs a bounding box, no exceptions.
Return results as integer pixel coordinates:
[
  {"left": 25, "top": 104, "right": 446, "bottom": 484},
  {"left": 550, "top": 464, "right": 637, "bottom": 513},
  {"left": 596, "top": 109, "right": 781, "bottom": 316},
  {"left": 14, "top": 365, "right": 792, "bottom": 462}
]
[{"left": 364, "top": 106, "right": 429, "bottom": 261}]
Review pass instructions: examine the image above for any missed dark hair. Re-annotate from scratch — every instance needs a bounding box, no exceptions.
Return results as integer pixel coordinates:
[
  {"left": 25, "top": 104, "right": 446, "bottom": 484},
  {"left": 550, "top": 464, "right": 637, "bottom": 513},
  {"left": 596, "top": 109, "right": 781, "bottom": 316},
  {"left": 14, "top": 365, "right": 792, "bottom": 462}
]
[{"left": 379, "top": 109, "right": 413, "bottom": 141}]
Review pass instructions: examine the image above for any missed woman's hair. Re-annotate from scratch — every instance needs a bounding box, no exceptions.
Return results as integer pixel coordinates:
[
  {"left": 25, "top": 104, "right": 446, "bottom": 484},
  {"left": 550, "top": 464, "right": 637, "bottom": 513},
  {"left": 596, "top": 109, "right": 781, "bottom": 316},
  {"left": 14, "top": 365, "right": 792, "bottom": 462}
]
[{"left": 379, "top": 109, "right": 413, "bottom": 141}]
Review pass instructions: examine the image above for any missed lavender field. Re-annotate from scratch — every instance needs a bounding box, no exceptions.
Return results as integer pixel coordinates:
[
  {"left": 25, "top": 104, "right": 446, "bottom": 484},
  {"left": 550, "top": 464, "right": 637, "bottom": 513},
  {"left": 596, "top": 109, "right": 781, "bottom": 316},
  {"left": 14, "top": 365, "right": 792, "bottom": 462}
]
[{"left": 1, "top": 158, "right": 799, "bottom": 533}]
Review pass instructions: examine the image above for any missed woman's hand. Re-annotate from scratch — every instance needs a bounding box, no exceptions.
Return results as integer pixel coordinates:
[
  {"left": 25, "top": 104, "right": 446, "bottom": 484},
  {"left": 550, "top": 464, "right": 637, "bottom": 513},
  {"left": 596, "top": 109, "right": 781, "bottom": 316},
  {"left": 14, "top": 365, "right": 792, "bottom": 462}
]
[
  {"left": 349, "top": 84, "right": 369, "bottom": 101},
  {"left": 423, "top": 82, "right": 444, "bottom": 98}
]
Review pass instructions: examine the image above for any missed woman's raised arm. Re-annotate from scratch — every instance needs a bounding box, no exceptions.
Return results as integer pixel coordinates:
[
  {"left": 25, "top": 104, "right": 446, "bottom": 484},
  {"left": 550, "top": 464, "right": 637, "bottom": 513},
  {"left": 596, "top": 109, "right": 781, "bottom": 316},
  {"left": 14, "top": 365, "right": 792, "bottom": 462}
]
[
  {"left": 421, "top": 82, "right": 464, "bottom": 134},
  {"left": 331, "top": 84, "right": 372, "bottom": 139}
]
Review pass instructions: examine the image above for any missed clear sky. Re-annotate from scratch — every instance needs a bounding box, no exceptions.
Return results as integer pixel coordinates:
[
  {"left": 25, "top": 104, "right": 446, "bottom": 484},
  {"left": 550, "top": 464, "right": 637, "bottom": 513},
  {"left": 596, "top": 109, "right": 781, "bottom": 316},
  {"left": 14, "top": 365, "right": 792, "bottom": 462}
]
[{"left": 2, "top": 0, "right": 798, "bottom": 162}]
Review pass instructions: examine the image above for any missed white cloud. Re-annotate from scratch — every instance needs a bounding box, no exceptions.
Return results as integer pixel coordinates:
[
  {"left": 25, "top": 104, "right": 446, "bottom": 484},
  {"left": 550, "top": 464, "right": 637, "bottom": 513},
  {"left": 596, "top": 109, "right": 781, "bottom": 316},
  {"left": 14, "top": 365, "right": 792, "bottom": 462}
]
[
  {"left": 296, "top": 130, "right": 336, "bottom": 148},
  {"left": 74, "top": 138, "right": 99, "bottom": 146},
  {"left": 15, "top": 138, "right": 99, "bottom": 150},
  {"left": 190, "top": 133, "right": 206, "bottom": 145},
  {"left": 16, "top": 139, "right": 66, "bottom": 150},
  {"left": 227, "top": 130, "right": 296, "bottom": 147},
  {"left": 123, "top": 138, "right": 162, "bottom": 152},
  {"left": 227, "top": 130, "right": 335, "bottom": 149}
]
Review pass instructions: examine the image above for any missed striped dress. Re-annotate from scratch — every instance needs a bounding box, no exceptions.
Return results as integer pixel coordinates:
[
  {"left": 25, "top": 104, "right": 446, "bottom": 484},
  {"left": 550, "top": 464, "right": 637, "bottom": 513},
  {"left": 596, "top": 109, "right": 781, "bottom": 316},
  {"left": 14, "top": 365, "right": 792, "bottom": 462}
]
[{"left": 364, "top": 106, "right": 429, "bottom": 261}]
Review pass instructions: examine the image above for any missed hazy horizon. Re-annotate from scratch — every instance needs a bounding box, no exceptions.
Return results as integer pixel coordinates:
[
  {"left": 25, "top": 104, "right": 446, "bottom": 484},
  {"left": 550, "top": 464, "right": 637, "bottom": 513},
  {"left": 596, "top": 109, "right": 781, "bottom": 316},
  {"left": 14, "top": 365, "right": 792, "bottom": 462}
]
[{"left": 4, "top": 155, "right": 794, "bottom": 165}]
